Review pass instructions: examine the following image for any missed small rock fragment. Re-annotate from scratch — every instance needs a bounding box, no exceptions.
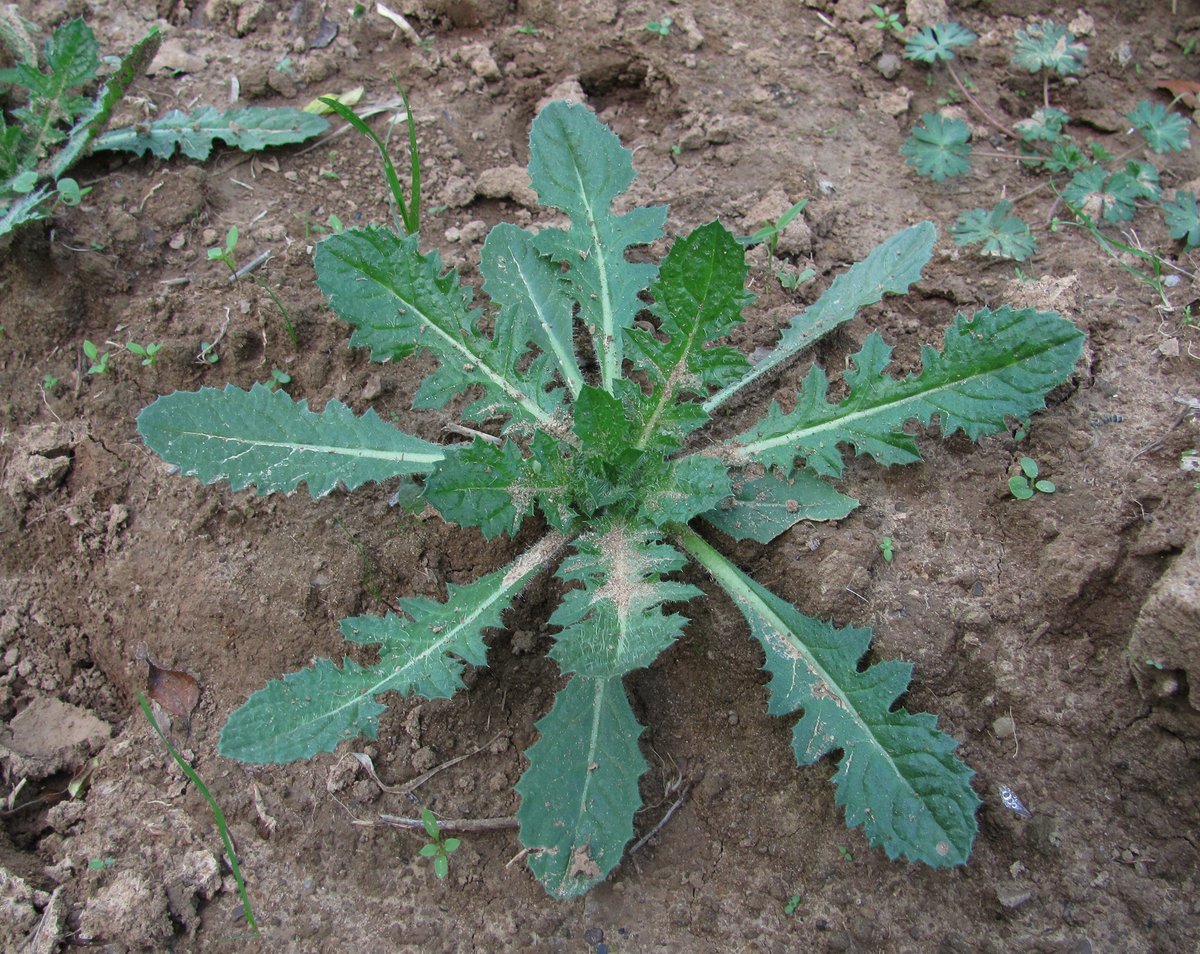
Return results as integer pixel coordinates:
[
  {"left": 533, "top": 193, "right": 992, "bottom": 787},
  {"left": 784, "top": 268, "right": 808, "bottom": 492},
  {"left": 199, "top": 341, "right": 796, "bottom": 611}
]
[
  {"left": 0, "top": 697, "right": 111, "bottom": 779},
  {"left": 876, "top": 52, "right": 903, "bottom": 80},
  {"left": 148, "top": 39, "right": 207, "bottom": 75},
  {"left": 996, "top": 884, "right": 1034, "bottom": 911},
  {"left": 475, "top": 166, "right": 538, "bottom": 207}
]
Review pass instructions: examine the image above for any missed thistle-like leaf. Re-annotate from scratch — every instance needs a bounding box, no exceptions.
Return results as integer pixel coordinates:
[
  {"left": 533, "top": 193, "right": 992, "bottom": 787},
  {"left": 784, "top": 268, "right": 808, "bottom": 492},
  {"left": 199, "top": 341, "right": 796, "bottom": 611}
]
[
  {"left": 704, "top": 223, "right": 935, "bottom": 415},
  {"left": 528, "top": 100, "right": 667, "bottom": 392},
  {"left": 731, "top": 306, "right": 1084, "bottom": 477},
  {"left": 137, "top": 383, "right": 445, "bottom": 496},
  {"left": 901, "top": 113, "right": 971, "bottom": 182},
  {"left": 516, "top": 675, "right": 647, "bottom": 899},
  {"left": 94, "top": 105, "right": 328, "bottom": 159},
  {"left": 314, "top": 227, "right": 561, "bottom": 430},
  {"left": 625, "top": 220, "right": 751, "bottom": 451},
  {"left": 677, "top": 529, "right": 980, "bottom": 867},
  {"left": 702, "top": 470, "right": 859, "bottom": 544},
  {"left": 423, "top": 438, "right": 528, "bottom": 540},
  {"left": 219, "top": 533, "right": 565, "bottom": 763}
]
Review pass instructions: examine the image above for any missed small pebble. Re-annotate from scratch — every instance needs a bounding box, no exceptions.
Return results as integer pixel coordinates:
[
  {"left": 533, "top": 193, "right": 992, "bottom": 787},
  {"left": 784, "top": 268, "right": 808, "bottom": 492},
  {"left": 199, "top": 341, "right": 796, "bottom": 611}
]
[{"left": 992, "top": 715, "right": 1015, "bottom": 739}]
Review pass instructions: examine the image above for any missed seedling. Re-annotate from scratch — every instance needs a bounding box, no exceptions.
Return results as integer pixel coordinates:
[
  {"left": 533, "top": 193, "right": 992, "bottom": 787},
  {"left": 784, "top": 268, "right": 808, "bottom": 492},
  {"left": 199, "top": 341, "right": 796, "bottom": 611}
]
[
  {"left": 126, "top": 341, "right": 161, "bottom": 366},
  {"left": 869, "top": 4, "right": 904, "bottom": 36},
  {"left": 418, "top": 808, "right": 461, "bottom": 879},
  {"left": 82, "top": 339, "right": 110, "bottom": 375},
  {"left": 138, "top": 102, "right": 1083, "bottom": 899},
  {"left": 740, "top": 198, "right": 809, "bottom": 255},
  {"left": 516, "top": 23, "right": 541, "bottom": 36},
  {"left": 837, "top": 845, "right": 854, "bottom": 862},
  {"left": 208, "top": 226, "right": 299, "bottom": 348},
  {"left": 86, "top": 857, "right": 116, "bottom": 871},
  {"left": 197, "top": 341, "right": 219, "bottom": 365},
  {"left": 645, "top": 17, "right": 672, "bottom": 36},
  {"left": 1008, "top": 456, "right": 1056, "bottom": 499},
  {"left": 265, "top": 368, "right": 292, "bottom": 391},
  {"left": 879, "top": 536, "right": 895, "bottom": 562},
  {"left": 41, "top": 373, "right": 60, "bottom": 391},
  {"left": 784, "top": 894, "right": 802, "bottom": 915},
  {"left": 901, "top": 20, "right": 1195, "bottom": 257}
]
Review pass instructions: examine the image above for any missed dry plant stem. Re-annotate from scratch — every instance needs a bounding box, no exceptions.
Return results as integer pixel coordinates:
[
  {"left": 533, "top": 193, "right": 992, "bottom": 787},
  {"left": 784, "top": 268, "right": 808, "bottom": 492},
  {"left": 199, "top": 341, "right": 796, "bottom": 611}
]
[
  {"left": 628, "top": 783, "right": 691, "bottom": 857},
  {"left": 947, "top": 61, "right": 1018, "bottom": 141},
  {"left": 372, "top": 814, "right": 519, "bottom": 833}
]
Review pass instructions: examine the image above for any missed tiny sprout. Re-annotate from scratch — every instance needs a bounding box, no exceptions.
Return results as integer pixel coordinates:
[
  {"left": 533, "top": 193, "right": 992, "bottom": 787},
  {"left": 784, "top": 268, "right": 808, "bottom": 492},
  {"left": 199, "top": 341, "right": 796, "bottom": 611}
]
[
  {"left": 267, "top": 368, "right": 292, "bottom": 391},
  {"left": 42, "top": 373, "right": 60, "bottom": 391},
  {"left": 83, "top": 340, "right": 111, "bottom": 376},
  {"left": 197, "top": 341, "right": 220, "bottom": 365},
  {"left": 645, "top": 16, "right": 672, "bottom": 36},
  {"left": 879, "top": 536, "right": 894, "bottom": 562},
  {"left": 127, "top": 341, "right": 162, "bottom": 366},
  {"left": 784, "top": 895, "right": 802, "bottom": 915},
  {"left": 1008, "top": 456, "right": 1056, "bottom": 500},
  {"left": 418, "top": 807, "right": 461, "bottom": 879}
]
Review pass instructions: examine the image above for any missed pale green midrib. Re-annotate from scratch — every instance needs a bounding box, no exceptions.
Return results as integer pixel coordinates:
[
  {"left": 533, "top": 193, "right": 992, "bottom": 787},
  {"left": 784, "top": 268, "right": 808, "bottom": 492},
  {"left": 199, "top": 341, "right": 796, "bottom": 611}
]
[
  {"left": 169, "top": 428, "right": 445, "bottom": 465},
  {"left": 514, "top": 252, "right": 584, "bottom": 397},
  {"left": 568, "top": 156, "right": 617, "bottom": 393},
  {"left": 675, "top": 528, "right": 947, "bottom": 841},
  {"left": 735, "top": 340, "right": 1059, "bottom": 459},
  {"left": 335, "top": 243, "right": 555, "bottom": 427},
  {"left": 287, "top": 555, "right": 542, "bottom": 748},
  {"left": 573, "top": 675, "right": 608, "bottom": 874}
]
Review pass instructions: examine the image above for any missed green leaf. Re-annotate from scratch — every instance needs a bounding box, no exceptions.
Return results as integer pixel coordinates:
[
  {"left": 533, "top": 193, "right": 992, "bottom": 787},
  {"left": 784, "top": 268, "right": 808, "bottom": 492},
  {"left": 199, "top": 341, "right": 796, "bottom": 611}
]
[
  {"left": 677, "top": 529, "right": 980, "bottom": 868},
  {"left": 1127, "top": 101, "right": 1191, "bottom": 154},
  {"left": 94, "top": 106, "right": 328, "bottom": 159},
  {"left": 549, "top": 523, "right": 699, "bottom": 677},
  {"left": 1012, "top": 21, "right": 1086, "bottom": 76},
  {"left": 47, "top": 27, "right": 162, "bottom": 181},
  {"left": 137, "top": 383, "right": 444, "bottom": 496},
  {"left": 480, "top": 222, "right": 584, "bottom": 398},
  {"left": 1119, "top": 160, "right": 1162, "bottom": 202},
  {"left": 1014, "top": 107, "right": 1070, "bottom": 144},
  {"left": 950, "top": 201, "right": 1037, "bottom": 261},
  {"left": 702, "top": 470, "right": 859, "bottom": 544},
  {"left": 1162, "top": 190, "right": 1200, "bottom": 248},
  {"left": 1008, "top": 475, "right": 1034, "bottom": 499},
  {"left": 903, "top": 22, "right": 976, "bottom": 64},
  {"left": 421, "top": 808, "right": 440, "bottom": 839},
  {"left": 314, "top": 227, "right": 562, "bottom": 430},
  {"left": 731, "top": 306, "right": 1084, "bottom": 478},
  {"left": 639, "top": 454, "right": 732, "bottom": 528},
  {"left": 573, "top": 384, "right": 636, "bottom": 460},
  {"left": 704, "top": 223, "right": 936, "bottom": 415},
  {"left": 516, "top": 675, "right": 647, "bottom": 899},
  {"left": 901, "top": 113, "right": 971, "bottom": 182},
  {"left": 419, "top": 843, "right": 439, "bottom": 857},
  {"left": 220, "top": 534, "right": 565, "bottom": 763},
  {"left": 0, "top": 185, "right": 52, "bottom": 238},
  {"left": 528, "top": 101, "right": 668, "bottom": 393},
  {"left": 1063, "top": 165, "right": 1135, "bottom": 224},
  {"left": 423, "top": 438, "right": 528, "bottom": 539},
  {"left": 625, "top": 221, "right": 752, "bottom": 451}
]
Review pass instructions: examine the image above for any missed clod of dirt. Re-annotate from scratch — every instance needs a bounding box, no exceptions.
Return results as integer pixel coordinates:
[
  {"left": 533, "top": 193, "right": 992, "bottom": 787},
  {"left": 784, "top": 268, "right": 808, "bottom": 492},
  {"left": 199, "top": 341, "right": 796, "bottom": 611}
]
[
  {"left": 148, "top": 39, "right": 208, "bottom": 75},
  {"left": 77, "top": 871, "right": 173, "bottom": 948},
  {"left": 2, "top": 423, "right": 79, "bottom": 507},
  {"left": 475, "top": 165, "right": 539, "bottom": 207},
  {"left": 1128, "top": 533, "right": 1200, "bottom": 717},
  {"left": 0, "top": 869, "right": 59, "bottom": 951},
  {"left": 0, "top": 697, "right": 110, "bottom": 779}
]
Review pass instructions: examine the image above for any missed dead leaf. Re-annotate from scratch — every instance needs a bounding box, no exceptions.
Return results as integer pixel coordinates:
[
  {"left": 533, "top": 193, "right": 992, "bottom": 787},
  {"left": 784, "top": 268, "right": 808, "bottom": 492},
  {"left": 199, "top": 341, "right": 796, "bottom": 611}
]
[
  {"left": 1154, "top": 79, "right": 1200, "bottom": 109},
  {"left": 142, "top": 654, "right": 200, "bottom": 727}
]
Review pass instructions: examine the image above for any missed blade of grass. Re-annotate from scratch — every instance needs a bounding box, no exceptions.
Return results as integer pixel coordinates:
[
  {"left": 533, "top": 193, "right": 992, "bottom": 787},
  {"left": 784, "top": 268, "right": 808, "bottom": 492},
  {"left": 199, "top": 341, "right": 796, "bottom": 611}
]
[
  {"left": 136, "top": 692, "right": 259, "bottom": 938},
  {"left": 319, "top": 94, "right": 419, "bottom": 234}
]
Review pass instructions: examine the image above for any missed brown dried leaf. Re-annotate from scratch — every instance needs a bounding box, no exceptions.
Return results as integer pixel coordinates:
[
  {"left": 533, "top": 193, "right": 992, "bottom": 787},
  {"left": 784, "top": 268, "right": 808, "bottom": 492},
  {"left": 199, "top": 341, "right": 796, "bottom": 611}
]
[
  {"left": 144, "top": 657, "right": 200, "bottom": 724},
  {"left": 1154, "top": 79, "right": 1200, "bottom": 108}
]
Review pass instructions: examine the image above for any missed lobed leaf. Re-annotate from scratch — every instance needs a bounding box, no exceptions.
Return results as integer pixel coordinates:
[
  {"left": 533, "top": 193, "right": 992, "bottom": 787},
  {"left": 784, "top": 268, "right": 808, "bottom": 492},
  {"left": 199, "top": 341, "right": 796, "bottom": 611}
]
[
  {"left": 731, "top": 306, "right": 1084, "bottom": 478},
  {"left": 220, "top": 533, "right": 566, "bottom": 763},
  {"left": 94, "top": 105, "right": 328, "bottom": 159},
  {"left": 677, "top": 529, "right": 980, "bottom": 867},
  {"left": 704, "top": 223, "right": 936, "bottom": 415},
  {"left": 901, "top": 113, "right": 971, "bottom": 182},
  {"left": 950, "top": 201, "right": 1038, "bottom": 261},
  {"left": 137, "top": 383, "right": 444, "bottom": 496},
  {"left": 1011, "top": 20, "right": 1086, "bottom": 76},
  {"left": 903, "top": 22, "right": 977, "bottom": 64},
  {"left": 1162, "top": 190, "right": 1200, "bottom": 248},
  {"left": 626, "top": 220, "right": 752, "bottom": 451},
  {"left": 702, "top": 470, "right": 859, "bottom": 544},
  {"left": 516, "top": 675, "right": 647, "bottom": 899},
  {"left": 1014, "top": 106, "right": 1070, "bottom": 144},
  {"left": 314, "top": 227, "right": 561, "bottom": 430},
  {"left": 423, "top": 438, "right": 528, "bottom": 540},
  {"left": 1127, "top": 100, "right": 1191, "bottom": 154},
  {"left": 528, "top": 101, "right": 667, "bottom": 393}
]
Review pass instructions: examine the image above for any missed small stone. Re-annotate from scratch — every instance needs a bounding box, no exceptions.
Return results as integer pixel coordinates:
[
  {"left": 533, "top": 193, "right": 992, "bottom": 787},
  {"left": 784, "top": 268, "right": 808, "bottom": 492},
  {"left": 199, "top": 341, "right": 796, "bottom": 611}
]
[
  {"left": 475, "top": 166, "right": 538, "bottom": 207},
  {"left": 148, "top": 39, "right": 207, "bottom": 75},
  {"left": 411, "top": 745, "right": 437, "bottom": 773},
  {"left": 462, "top": 43, "right": 501, "bottom": 81},
  {"left": 996, "top": 884, "right": 1034, "bottom": 910},
  {"left": 201, "top": 227, "right": 219, "bottom": 246},
  {"left": 168, "top": 232, "right": 187, "bottom": 250},
  {"left": 992, "top": 715, "right": 1015, "bottom": 739},
  {"left": 876, "top": 53, "right": 903, "bottom": 80}
]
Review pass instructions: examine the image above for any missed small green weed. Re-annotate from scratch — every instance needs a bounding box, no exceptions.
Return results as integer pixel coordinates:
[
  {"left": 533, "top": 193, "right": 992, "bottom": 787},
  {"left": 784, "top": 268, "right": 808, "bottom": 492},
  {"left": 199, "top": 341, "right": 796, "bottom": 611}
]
[
  {"left": 879, "top": 536, "right": 894, "bottom": 562},
  {"left": 516, "top": 23, "right": 541, "bottom": 36},
  {"left": 208, "top": 225, "right": 298, "bottom": 348},
  {"left": 126, "top": 341, "right": 161, "bottom": 366},
  {"left": 41, "top": 372, "right": 60, "bottom": 391},
  {"left": 784, "top": 894, "right": 802, "bottom": 915},
  {"left": 266, "top": 368, "right": 292, "bottom": 391},
  {"left": 197, "top": 341, "right": 219, "bottom": 365},
  {"left": 82, "top": 339, "right": 110, "bottom": 375},
  {"left": 1008, "top": 456, "right": 1056, "bottom": 500},
  {"left": 645, "top": 17, "right": 672, "bottom": 36},
  {"left": 418, "top": 807, "right": 461, "bottom": 879},
  {"left": 740, "top": 199, "right": 809, "bottom": 254},
  {"left": 869, "top": 4, "right": 904, "bottom": 36},
  {"left": 86, "top": 857, "right": 115, "bottom": 871}
]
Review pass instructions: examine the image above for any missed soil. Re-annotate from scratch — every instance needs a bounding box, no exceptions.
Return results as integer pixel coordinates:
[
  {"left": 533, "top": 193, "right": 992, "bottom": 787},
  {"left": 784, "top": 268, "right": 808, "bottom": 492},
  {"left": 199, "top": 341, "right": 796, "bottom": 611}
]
[{"left": 2, "top": 0, "right": 1199, "bottom": 951}]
